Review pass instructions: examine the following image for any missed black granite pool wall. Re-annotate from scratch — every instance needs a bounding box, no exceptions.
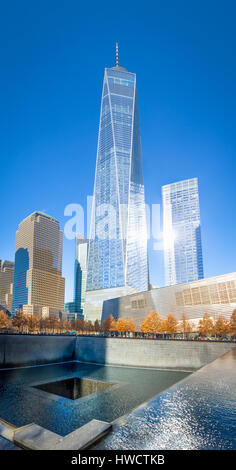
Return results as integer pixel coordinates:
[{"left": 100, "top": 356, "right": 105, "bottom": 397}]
[
  {"left": 0, "top": 334, "right": 235, "bottom": 369},
  {"left": 0, "top": 335, "right": 76, "bottom": 367},
  {"left": 75, "top": 336, "right": 235, "bottom": 369}
]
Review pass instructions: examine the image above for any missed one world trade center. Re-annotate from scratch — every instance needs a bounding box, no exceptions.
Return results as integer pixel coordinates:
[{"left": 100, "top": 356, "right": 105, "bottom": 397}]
[{"left": 85, "top": 45, "right": 149, "bottom": 321}]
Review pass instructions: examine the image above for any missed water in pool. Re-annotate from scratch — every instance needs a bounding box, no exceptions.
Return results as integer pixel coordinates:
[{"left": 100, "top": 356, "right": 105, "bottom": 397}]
[
  {"left": 0, "top": 361, "right": 190, "bottom": 436},
  {"left": 93, "top": 349, "right": 236, "bottom": 450}
]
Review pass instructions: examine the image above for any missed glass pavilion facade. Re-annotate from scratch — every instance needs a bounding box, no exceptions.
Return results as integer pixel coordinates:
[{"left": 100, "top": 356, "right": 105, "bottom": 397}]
[
  {"left": 86, "top": 55, "right": 149, "bottom": 294},
  {"left": 162, "top": 178, "right": 204, "bottom": 286}
]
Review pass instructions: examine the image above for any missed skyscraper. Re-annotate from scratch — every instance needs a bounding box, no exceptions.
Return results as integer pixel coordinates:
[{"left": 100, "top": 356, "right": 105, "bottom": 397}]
[
  {"left": 74, "top": 235, "right": 88, "bottom": 313},
  {"left": 162, "top": 178, "right": 204, "bottom": 286},
  {"left": 85, "top": 45, "right": 149, "bottom": 321},
  {"left": 0, "top": 260, "right": 14, "bottom": 313},
  {"left": 65, "top": 234, "right": 88, "bottom": 319},
  {"left": 12, "top": 211, "right": 65, "bottom": 317}
]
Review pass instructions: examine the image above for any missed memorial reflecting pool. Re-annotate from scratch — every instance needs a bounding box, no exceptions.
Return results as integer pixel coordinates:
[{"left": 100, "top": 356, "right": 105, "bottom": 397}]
[
  {"left": 0, "top": 361, "right": 190, "bottom": 436},
  {"left": 93, "top": 349, "right": 236, "bottom": 450}
]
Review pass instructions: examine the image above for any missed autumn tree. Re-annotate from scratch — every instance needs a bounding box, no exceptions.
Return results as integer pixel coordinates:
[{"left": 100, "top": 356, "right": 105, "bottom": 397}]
[
  {"left": 41, "top": 317, "right": 51, "bottom": 332},
  {"left": 0, "top": 310, "right": 9, "bottom": 329},
  {"left": 115, "top": 318, "right": 136, "bottom": 333},
  {"left": 53, "top": 318, "right": 59, "bottom": 332},
  {"left": 12, "top": 310, "right": 29, "bottom": 332},
  {"left": 50, "top": 317, "right": 61, "bottom": 333},
  {"left": 198, "top": 313, "right": 214, "bottom": 336},
  {"left": 178, "top": 313, "right": 193, "bottom": 338},
  {"left": 39, "top": 317, "right": 49, "bottom": 332},
  {"left": 28, "top": 314, "right": 39, "bottom": 331},
  {"left": 214, "top": 315, "right": 229, "bottom": 337},
  {"left": 124, "top": 318, "right": 136, "bottom": 332},
  {"left": 62, "top": 319, "right": 72, "bottom": 332},
  {"left": 12, "top": 310, "right": 22, "bottom": 330},
  {"left": 93, "top": 319, "right": 101, "bottom": 332},
  {"left": 229, "top": 310, "right": 236, "bottom": 336},
  {"left": 74, "top": 319, "right": 85, "bottom": 333},
  {"left": 101, "top": 315, "right": 116, "bottom": 332},
  {"left": 165, "top": 314, "right": 178, "bottom": 336},
  {"left": 140, "top": 311, "right": 164, "bottom": 334},
  {"left": 22, "top": 314, "right": 29, "bottom": 331},
  {"left": 115, "top": 318, "right": 127, "bottom": 333},
  {"left": 84, "top": 320, "right": 94, "bottom": 333},
  {"left": 39, "top": 316, "right": 60, "bottom": 333}
]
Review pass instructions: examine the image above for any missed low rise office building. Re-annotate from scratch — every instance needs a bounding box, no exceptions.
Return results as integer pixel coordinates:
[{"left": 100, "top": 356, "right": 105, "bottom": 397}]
[{"left": 102, "top": 272, "right": 236, "bottom": 330}]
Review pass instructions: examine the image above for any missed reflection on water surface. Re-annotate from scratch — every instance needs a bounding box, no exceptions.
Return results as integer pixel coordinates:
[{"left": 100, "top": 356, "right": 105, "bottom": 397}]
[
  {"left": 0, "top": 361, "right": 190, "bottom": 436},
  {"left": 93, "top": 349, "right": 236, "bottom": 450}
]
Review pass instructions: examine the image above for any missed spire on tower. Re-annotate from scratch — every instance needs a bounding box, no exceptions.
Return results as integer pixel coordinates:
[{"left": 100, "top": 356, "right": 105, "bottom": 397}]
[
  {"left": 112, "top": 43, "right": 127, "bottom": 71},
  {"left": 116, "top": 42, "right": 119, "bottom": 67}
]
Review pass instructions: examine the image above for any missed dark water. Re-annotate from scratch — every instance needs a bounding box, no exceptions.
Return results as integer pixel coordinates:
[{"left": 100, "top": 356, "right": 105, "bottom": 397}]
[
  {"left": 0, "top": 361, "right": 190, "bottom": 436},
  {"left": 94, "top": 349, "right": 236, "bottom": 450}
]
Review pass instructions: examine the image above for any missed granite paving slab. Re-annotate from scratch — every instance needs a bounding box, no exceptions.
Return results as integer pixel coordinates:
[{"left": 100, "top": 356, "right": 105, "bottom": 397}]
[{"left": 14, "top": 419, "right": 112, "bottom": 450}]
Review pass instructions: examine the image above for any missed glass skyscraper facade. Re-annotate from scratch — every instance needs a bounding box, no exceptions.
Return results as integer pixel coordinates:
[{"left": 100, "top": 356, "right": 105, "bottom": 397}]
[
  {"left": 64, "top": 235, "right": 88, "bottom": 319},
  {"left": 74, "top": 235, "right": 88, "bottom": 312},
  {"left": 0, "top": 260, "right": 14, "bottom": 313},
  {"left": 162, "top": 178, "right": 204, "bottom": 286},
  {"left": 86, "top": 51, "right": 149, "bottom": 294}
]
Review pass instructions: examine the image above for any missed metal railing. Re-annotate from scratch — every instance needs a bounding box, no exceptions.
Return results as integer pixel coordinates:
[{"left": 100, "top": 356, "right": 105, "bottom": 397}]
[{"left": 0, "top": 329, "right": 235, "bottom": 343}]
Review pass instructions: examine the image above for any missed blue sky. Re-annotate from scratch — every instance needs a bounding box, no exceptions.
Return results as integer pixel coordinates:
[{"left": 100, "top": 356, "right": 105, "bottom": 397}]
[{"left": 0, "top": 0, "right": 235, "bottom": 301}]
